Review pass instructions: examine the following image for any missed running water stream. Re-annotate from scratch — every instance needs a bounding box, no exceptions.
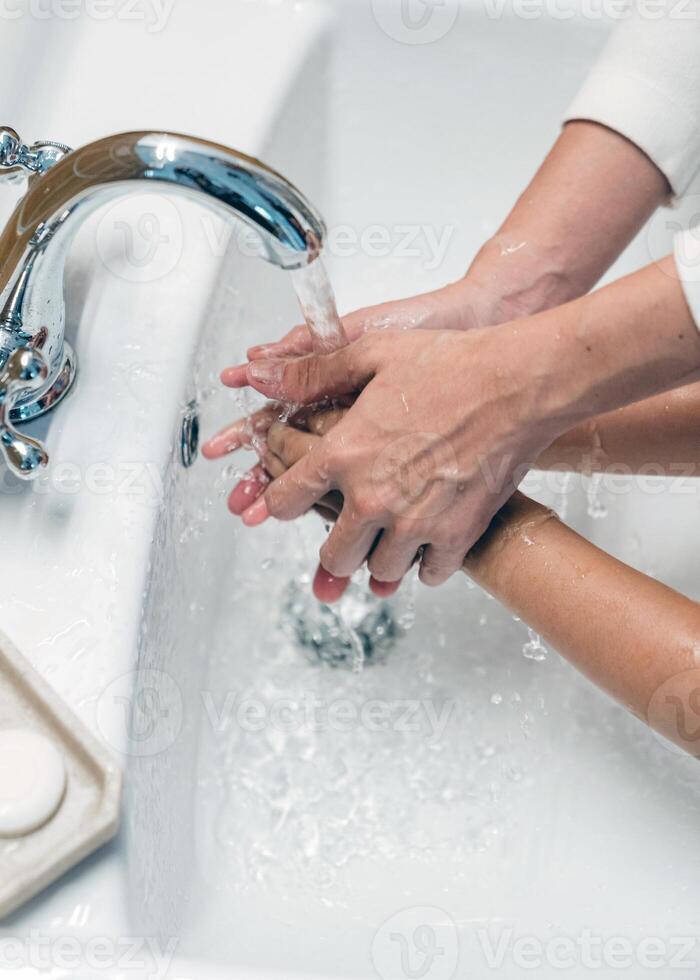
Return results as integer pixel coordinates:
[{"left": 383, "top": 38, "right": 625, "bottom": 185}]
[
  {"left": 285, "top": 258, "right": 396, "bottom": 671},
  {"left": 290, "top": 257, "right": 349, "bottom": 353}
]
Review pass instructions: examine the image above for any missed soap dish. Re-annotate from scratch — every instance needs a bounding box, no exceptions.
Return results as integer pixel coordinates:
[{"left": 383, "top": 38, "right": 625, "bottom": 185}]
[{"left": 0, "top": 629, "right": 121, "bottom": 918}]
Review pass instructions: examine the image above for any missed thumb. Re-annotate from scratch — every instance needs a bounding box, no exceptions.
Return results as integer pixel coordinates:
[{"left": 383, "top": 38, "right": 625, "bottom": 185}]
[{"left": 245, "top": 335, "right": 381, "bottom": 403}]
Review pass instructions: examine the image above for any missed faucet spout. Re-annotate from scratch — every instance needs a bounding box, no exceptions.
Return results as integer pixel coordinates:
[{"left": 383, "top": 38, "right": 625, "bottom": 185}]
[{"left": 0, "top": 130, "right": 326, "bottom": 442}]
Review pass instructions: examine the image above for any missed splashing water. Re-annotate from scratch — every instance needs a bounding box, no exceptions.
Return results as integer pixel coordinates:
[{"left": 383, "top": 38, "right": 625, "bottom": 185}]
[
  {"left": 281, "top": 578, "right": 401, "bottom": 670},
  {"left": 522, "top": 627, "right": 547, "bottom": 662},
  {"left": 288, "top": 256, "right": 390, "bottom": 670},
  {"left": 585, "top": 472, "right": 609, "bottom": 520}
]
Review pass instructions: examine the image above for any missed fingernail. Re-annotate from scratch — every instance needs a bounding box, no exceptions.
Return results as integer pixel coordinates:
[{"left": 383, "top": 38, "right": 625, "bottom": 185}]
[
  {"left": 241, "top": 496, "right": 270, "bottom": 526},
  {"left": 248, "top": 360, "right": 285, "bottom": 387}
]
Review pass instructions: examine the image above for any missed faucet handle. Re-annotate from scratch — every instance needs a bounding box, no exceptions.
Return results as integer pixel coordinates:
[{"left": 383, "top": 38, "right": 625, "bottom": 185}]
[
  {"left": 0, "top": 348, "right": 50, "bottom": 480},
  {"left": 0, "top": 126, "right": 71, "bottom": 181}
]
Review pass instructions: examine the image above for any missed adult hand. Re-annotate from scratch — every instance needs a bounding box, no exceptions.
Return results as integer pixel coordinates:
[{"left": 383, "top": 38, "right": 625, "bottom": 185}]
[
  {"left": 219, "top": 271, "right": 523, "bottom": 389},
  {"left": 224, "top": 324, "right": 564, "bottom": 587},
  {"left": 261, "top": 407, "right": 406, "bottom": 603}
]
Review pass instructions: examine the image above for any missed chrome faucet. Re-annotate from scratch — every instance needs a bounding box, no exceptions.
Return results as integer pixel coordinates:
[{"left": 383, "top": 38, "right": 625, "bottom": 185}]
[{"left": 0, "top": 126, "right": 326, "bottom": 479}]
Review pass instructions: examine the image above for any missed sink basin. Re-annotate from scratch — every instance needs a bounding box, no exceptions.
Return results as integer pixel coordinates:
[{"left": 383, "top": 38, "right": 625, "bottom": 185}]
[{"left": 1, "top": 2, "right": 699, "bottom": 978}]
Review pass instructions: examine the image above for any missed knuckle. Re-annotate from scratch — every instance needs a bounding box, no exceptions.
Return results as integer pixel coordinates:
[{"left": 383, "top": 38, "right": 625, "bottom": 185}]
[
  {"left": 418, "top": 563, "right": 447, "bottom": 588},
  {"left": 321, "top": 441, "right": 343, "bottom": 477},
  {"left": 394, "top": 517, "right": 421, "bottom": 541},
  {"left": 357, "top": 330, "right": 383, "bottom": 356},
  {"left": 431, "top": 527, "right": 468, "bottom": 553},
  {"left": 289, "top": 355, "right": 318, "bottom": 398},
  {"left": 348, "top": 488, "right": 381, "bottom": 524}
]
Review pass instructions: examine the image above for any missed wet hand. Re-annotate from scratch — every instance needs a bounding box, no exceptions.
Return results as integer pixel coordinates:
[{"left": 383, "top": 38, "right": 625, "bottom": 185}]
[
  {"left": 206, "top": 404, "right": 402, "bottom": 602},
  {"left": 219, "top": 275, "right": 515, "bottom": 387},
  {"left": 221, "top": 325, "right": 560, "bottom": 588}
]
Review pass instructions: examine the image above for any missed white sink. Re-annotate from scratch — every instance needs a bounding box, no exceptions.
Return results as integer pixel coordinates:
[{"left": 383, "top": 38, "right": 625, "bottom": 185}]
[{"left": 1, "top": 2, "right": 699, "bottom": 979}]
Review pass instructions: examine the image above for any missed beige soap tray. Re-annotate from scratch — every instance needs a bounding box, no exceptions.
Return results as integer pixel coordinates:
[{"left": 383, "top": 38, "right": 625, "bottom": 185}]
[{"left": 0, "top": 630, "right": 121, "bottom": 918}]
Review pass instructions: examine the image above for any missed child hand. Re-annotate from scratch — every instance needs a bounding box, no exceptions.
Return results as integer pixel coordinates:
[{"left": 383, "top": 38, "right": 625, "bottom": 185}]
[{"left": 206, "top": 403, "right": 404, "bottom": 602}]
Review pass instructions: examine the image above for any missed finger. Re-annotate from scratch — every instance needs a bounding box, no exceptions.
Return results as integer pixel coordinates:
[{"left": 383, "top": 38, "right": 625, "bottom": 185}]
[
  {"left": 241, "top": 495, "right": 270, "bottom": 527},
  {"left": 263, "top": 451, "right": 286, "bottom": 480},
  {"left": 245, "top": 335, "right": 384, "bottom": 403},
  {"left": 367, "top": 528, "right": 422, "bottom": 583},
  {"left": 312, "top": 563, "right": 351, "bottom": 603},
  {"left": 418, "top": 543, "right": 467, "bottom": 587},
  {"left": 248, "top": 324, "right": 315, "bottom": 360},
  {"left": 369, "top": 577, "right": 402, "bottom": 598},
  {"left": 259, "top": 447, "right": 335, "bottom": 521},
  {"left": 267, "top": 421, "right": 318, "bottom": 467},
  {"left": 247, "top": 292, "right": 440, "bottom": 362},
  {"left": 228, "top": 465, "right": 268, "bottom": 515},
  {"left": 202, "top": 405, "right": 280, "bottom": 458},
  {"left": 319, "top": 509, "right": 381, "bottom": 578},
  {"left": 248, "top": 311, "right": 372, "bottom": 361},
  {"left": 221, "top": 363, "right": 255, "bottom": 387},
  {"left": 263, "top": 442, "right": 344, "bottom": 520}
]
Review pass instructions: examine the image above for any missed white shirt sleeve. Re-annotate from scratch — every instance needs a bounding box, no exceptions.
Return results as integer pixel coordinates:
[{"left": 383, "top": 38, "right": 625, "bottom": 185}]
[
  {"left": 675, "top": 229, "right": 700, "bottom": 328},
  {"left": 564, "top": 0, "right": 700, "bottom": 198}
]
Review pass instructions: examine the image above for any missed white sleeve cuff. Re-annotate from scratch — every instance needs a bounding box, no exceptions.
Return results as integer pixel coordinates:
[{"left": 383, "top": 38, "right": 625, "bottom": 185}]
[
  {"left": 674, "top": 229, "right": 700, "bottom": 330},
  {"left": 564, "top": 6, "right": 700, "bottom": 198}
]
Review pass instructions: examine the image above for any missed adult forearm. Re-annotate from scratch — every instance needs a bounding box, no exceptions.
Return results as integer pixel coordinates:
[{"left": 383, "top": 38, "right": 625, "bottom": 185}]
[
  {"left": 465, "top": 121, "right": 671, "bottom": 325},
  {"left": 464, "top": 494, "right": 700, "bottom": 756}
]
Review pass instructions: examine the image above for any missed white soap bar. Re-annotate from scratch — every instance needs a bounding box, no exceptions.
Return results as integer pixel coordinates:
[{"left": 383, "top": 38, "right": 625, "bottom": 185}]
[{"left": 0, "top": 729, "right": 67, "bottom": 837}]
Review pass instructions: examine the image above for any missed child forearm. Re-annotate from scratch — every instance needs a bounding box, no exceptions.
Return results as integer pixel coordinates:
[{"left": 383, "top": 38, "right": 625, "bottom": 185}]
[
  {"left": 464, "top": 493, "right": 700, "bottom": 757},
  {"left": 537, "top": 383, "right": 700, "bottom": 476}
]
